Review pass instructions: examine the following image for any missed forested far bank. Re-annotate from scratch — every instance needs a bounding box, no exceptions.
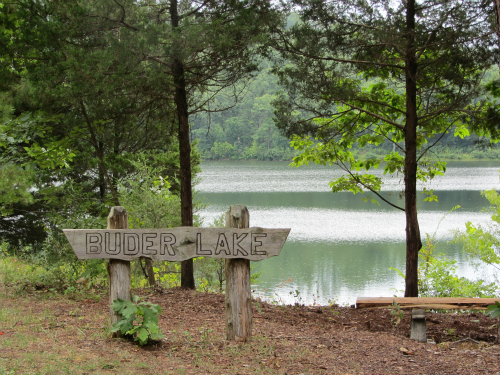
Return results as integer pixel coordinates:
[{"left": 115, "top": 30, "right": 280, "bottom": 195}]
[
  {"left": 190, "top": 63, "right": 297, "bottom": 161},
  {"left": 191, "top": 64, "right": 500, "bottom": 162}
]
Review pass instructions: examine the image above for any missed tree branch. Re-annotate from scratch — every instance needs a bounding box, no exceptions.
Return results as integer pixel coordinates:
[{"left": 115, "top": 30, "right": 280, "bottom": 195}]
[
  {"left": 274, "top": 28, "right": 405, "bottom": 70},
  {"left": 340, "top": 101, "right": 405, "bottom": 131},
  {"left": 338, "top": 160, "right": 405, "bottom": 212},
  {"left": 417, "top": 120, "right": 456, "bottom": 162},
  {"left": 79, "top": 100, "right": 121, "bottom": 206}
]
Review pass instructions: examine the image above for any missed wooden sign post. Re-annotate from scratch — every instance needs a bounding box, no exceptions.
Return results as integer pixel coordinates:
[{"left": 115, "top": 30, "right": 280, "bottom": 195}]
[
  {"left": 63, "top": 205, "right": 290, "bottom": 342},
  {"left": 225, "top": 205, "right": 251, "bottom": 342},
  {"left": 106, "top": 207, "right": 131, "bottom": 333}
]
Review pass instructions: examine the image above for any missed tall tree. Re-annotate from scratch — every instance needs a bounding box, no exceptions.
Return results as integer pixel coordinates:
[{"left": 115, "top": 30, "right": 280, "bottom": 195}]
[
  {"left": 0, "top": 1, "right": 181, "bottom": 259},
  {"left": 272, "top": 0, "right": 498, "bottom": 296},
  {"left": 93, "top": 0, "right": 279, "bottom": 288},
  {"left": 1, "top": 0, "right": 280, "bottom": 287},
  {"left": 494, "top": 0, "right": 500, "bottom": 69}
]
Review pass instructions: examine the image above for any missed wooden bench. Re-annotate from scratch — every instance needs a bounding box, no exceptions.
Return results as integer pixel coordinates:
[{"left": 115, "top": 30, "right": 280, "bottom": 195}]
[{"left": 356, "top": 297, "right": 500, "bottom": 343}]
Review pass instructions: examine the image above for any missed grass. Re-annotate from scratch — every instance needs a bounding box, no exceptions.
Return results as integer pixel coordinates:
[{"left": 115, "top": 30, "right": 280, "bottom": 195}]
[
  {"left": 0, "top": 287, "right": 297, "bottom": 374},
  {"left": 2, "top": 256, "right": 499, "bottom": 374}
]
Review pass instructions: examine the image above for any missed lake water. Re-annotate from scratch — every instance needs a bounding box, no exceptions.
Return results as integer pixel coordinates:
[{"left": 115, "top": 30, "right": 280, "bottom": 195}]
[{"left": 197, "top": 160, "right": 500, "bottom": 305}]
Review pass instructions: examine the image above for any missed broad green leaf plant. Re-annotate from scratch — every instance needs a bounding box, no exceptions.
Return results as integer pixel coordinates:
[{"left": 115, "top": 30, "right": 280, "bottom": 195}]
[
  {"left": 455, "top": 190, "right": 500, "bottom": 278},
  {"left": 487, "top": 301, "right": 500, "bottom": 319},
  {"left": 487, "top": 301, "right": 500, "bottom": 343},
  {"left": 392, "top": 206, "right": 498, "bottom": 298},
  {"left": 111, "top": 295, "right": 165, "bottom": 346}
]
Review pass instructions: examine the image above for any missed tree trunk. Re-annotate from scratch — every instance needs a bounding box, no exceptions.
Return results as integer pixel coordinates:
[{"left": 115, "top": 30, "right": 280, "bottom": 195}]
[
  {"left": 98, "top": 141, "right": 106, "bottom": 200},
  {"left": 170, "top": 0, "right": 195, "bottom": 289},
  {"left": 404, "top": 0, "right": 422, "bottom": 298},
  {"left": 80, "top": 101, "right": 120, "bottom": 206},
  {"left": 495, "top": 0, "right": 500, "bottom": 70}
]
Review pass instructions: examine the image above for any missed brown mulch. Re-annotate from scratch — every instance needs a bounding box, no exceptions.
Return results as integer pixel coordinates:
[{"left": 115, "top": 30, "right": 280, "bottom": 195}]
[{"left": 2, "top": 287, "right": 500, "bottom": 374}]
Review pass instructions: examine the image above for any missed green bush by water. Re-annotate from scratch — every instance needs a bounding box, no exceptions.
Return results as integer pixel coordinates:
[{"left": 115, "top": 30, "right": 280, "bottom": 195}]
[{"left": 392, "top": 204, "right": 499, "bottom": 298}]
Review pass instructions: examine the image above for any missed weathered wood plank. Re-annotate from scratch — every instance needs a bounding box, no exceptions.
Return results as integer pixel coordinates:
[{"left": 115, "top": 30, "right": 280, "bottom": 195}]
[
  {"left": 63, "top": 227, "right": 290, "bottom": 261},
  {"left": 364, "top": 304, "right": 492, "bottom": 310},
  {"left": 225, "top": 205, "right": 252, "bottom": 342},
  {"left": 106, "top": 207, "right": 132, "bottom": 334},
  {"left": 356, "top": 297, "right": 500, "bottom": 309}
]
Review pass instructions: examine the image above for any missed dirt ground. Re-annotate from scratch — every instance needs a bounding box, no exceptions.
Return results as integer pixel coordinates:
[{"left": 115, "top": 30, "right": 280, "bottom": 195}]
[{"left": 1, "top": 287, "right": 500, "bottom": 374}]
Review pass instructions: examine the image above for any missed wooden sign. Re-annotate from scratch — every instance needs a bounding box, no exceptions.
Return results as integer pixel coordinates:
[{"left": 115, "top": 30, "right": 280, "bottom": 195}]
[{"left": 63, "top": 227, "right": 290, "bottom": 262}]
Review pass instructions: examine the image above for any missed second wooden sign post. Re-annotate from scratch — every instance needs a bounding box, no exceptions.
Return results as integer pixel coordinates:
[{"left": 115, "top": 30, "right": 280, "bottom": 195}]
[{"left": 225, "top": 205, "right": 251, "bottom": 342}]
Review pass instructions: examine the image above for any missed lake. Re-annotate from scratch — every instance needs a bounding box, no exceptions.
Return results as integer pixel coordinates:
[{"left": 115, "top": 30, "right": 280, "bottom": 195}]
[{"left": 197, "top": 160, "right": 500, "bottom": 305}]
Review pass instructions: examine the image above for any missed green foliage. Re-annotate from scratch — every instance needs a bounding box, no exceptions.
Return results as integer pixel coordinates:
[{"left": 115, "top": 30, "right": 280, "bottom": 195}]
[
  {"left": 0, "top": 111, "right": 78, "bottom": 218},
  {"left": 193, "top": 213, "right": 226, "bottom": 292},
  {"left": 119, "top": 156, "right": 182, "bottom": 230},
  {"left": 194, "top": 257, "right": 226, "bottom": 293},
  {"left": 191, "top": 65, "right": 296, "bottom": 161},
  {"left": 0, "top": 187, "right": 109, "bottom": 292},
  {"left": 419, "top": 240, "right": 497, "bottom": 298},
  {"left": 192, "top": 66, "right": 498, "bottom": 162},
  {"left": 288, "top": 97, "right": 462, "bottom": 206},
  {"left": 453, "top": 191, "right": 500, "bottom": 337},
  {"left": 37, "top": 230, "right": 108, "bottom": 292},
  {"left": 389, "top": 302, "right": 404, "bottom": 327},
  {"left": 0, "top": 253, "right": 48, "bottom": 292},
  {"left": 392, "top": 205, "right": 498, "bottom": 297},
  {"left": 0, "top": 164, "right": 34, "bottom": 216},
  {"left": 272, "top": 0, "right": 499, "bottom": 296},
  {"left": 454, "top": 190, "right": 500, "bottom": 277},
  {"left": 422, "top": 188, "right": 439, "bottom": 203},
  {"left": 152, "top": 263, "right": 181, "bottom": 289},
  {"left": 392, "top": 232, "right": 498, "bottom": 298},
  {"left": 0, "top": 250, "right": 107, "bottom": 296},
  {"left": 0, "top": 1, "right": 186, "bottom": 251},
  {"left": 210, "top": 142, "right": 235, "bottom": 160},
  {"left": 486, "top": 301, "right": 500, "bottom": 343},
  {"left": 110, "top": 295, "right": 165, "bottom": 346},
  {"left": 191, "top": 213, "right": 263, "bottom": 292},
  {"left": 118, "top": 155, "right": 198, "bottom": 288},
  {"left": 487, "top": 301, "right": 500, "bottom": 320},
  {"left": 1, "top": 112, "right": 74, "bottom": 168}
]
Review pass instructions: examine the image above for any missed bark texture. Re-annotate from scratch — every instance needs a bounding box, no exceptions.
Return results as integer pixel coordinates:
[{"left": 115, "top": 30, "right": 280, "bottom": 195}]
[
  {"left": 495, "top": 0, "right": 500, "bottom": 70},
  {"left": 80, "top": 101, "right": 120, "bottom": 206},
  {"left": 404, "top": 0, "right": 422, "bottom": 298},
  {"left": 141, "top": 257, "right": 156, "bottom": 287},
  {"left": 170, "top": 0, "right": 195, "bottom": 289},
  {"left": 225, "top": 205, "right": 252, "bottom": 342}
]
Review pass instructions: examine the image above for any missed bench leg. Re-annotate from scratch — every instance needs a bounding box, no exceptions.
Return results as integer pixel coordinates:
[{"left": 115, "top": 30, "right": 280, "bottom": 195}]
[{"left": 410, "top": 309, "right": 427, "bottom": 343}]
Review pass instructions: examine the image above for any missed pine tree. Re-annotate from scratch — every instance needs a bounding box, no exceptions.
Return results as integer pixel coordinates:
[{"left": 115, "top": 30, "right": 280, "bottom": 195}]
[
  {"left": 125, "top": 0, "right": 279, "bottom": 288},
  {"left": 273, "top": 0, "right": 499, "bottom": 296},
  {"left": 1, "top": 0, "right": 280, "bottom": 287}
]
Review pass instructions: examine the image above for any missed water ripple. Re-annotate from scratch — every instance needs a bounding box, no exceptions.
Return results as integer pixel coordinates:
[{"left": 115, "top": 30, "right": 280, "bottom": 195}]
[
  {"left": 200, "top": 206, "right": 490, "bottom": 243},
  {"left": 198, "top": 161, "right": 500, "bottom": 192}
]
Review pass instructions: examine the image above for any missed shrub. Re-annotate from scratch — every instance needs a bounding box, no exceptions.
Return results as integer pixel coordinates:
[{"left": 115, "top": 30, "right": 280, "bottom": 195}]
[
  {"left": 111, "top": 295, "right": 165, "bottom": 346},
  {"left": 392, "top": 205, "right": 498, "bottom": 297}
]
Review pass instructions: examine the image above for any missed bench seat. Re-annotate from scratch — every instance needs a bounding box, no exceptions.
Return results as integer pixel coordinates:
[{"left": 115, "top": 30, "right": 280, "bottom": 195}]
[
  {"left": 356, "top": 297, "right": 500, "bottom": 342},
  {"left": 356, "top": 297, "right": 500, "bottom": 310}
]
